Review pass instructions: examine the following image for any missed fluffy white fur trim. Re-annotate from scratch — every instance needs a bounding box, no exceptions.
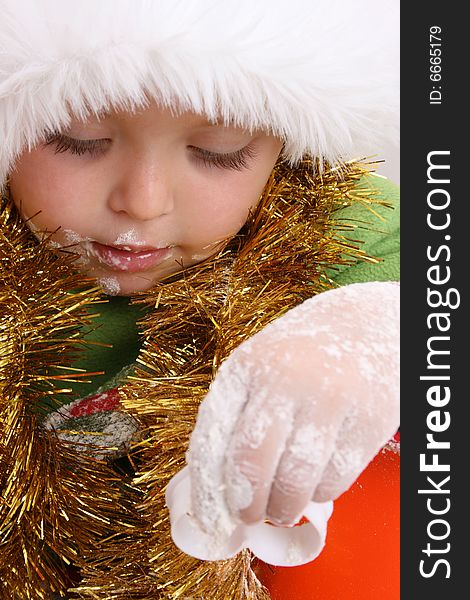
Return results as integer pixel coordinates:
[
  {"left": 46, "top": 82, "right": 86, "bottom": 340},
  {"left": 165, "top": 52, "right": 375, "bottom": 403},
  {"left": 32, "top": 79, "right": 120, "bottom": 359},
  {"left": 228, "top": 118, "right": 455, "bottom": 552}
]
[{"left": 0, "top": 0, "right": 399, "bottom": 184}]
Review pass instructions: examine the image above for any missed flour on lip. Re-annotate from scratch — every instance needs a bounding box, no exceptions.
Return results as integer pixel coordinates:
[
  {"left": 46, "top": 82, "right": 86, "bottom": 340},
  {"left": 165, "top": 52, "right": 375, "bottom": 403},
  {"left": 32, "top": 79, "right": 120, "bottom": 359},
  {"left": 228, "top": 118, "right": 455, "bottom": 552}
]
[
  {"left": 113, "top": 228, "right": 141, "bottom": 246},
  {"left": 113, "top": 229, "right": 174, "bottom": 251},
  {"left": 53, "top": 229, "right": 92, "bottom": 268}
]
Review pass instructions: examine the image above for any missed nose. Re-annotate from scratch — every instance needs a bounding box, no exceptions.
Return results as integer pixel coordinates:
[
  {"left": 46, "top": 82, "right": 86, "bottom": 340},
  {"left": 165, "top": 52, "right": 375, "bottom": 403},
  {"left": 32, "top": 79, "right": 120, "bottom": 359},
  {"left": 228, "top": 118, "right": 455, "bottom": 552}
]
[{"left": 107, "top": 156, "right": 174, "bottom": 222}]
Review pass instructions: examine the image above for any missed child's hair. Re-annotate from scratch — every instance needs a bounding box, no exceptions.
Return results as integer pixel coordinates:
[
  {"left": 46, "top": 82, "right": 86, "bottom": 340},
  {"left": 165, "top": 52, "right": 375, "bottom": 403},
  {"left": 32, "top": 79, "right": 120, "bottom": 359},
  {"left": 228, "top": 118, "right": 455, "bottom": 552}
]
[{"left": 0, "top": 0, "right": 398, "bottom": 189}]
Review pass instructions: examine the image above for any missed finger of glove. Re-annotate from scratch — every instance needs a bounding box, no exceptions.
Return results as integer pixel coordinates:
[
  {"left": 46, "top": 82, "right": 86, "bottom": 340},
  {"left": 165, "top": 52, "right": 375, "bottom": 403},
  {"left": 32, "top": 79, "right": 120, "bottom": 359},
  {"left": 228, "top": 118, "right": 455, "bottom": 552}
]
[
  {"left": 313, "top": 387, "right": 400, "bottom": 502},
  {"left": 224, "top": 391, "right": 295, "bottom": 525},
  {"left": 188, "top": 358, "right": 251, "bottom": 533},
  {"left": 265, "top": 398, "right": 343, "bottom": 526}
]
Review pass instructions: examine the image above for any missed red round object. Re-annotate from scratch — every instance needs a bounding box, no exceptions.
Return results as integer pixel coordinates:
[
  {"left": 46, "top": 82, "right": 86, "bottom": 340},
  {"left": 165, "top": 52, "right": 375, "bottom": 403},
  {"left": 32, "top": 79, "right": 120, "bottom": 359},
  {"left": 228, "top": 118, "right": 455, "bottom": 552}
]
[{"left": 256, "top": 449, "right": 400, "bottom": 600}]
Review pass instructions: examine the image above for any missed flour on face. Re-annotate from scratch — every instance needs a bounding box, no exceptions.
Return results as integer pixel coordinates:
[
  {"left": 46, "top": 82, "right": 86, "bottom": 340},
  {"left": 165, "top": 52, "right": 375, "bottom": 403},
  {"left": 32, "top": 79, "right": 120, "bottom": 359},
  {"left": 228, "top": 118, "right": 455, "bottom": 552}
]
[
  {"left": 113, "top": 228, "right": 141, "bottom": 247},
  {"left": 98, "top": 276, "right": 121, "bottom": 295}
]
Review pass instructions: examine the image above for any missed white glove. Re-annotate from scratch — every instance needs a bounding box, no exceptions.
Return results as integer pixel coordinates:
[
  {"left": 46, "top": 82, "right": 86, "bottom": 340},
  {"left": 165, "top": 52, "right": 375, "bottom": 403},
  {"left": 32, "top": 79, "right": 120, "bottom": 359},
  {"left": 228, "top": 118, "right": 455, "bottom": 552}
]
[{"left": 187, "top": 281, "right": 399, "bottom": 538}]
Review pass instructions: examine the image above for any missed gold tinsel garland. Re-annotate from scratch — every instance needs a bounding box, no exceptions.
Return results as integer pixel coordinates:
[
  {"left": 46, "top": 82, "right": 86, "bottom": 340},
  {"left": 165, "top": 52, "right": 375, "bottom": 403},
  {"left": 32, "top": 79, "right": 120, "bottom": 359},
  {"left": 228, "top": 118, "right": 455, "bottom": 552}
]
[
  {"left": 0, "top": 200, "right": 141, "bottom": 599},
  {"left": 68, "top": 159, "right": 388, "bottom": 599}
]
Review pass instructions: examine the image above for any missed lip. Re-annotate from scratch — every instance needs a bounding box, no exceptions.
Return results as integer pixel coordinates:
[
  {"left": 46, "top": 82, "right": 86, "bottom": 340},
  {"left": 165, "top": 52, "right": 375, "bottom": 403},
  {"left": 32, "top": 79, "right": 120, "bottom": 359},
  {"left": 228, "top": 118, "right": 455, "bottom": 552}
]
[{"left": 88, "top": 241, "right": 172, "bottom": 273}]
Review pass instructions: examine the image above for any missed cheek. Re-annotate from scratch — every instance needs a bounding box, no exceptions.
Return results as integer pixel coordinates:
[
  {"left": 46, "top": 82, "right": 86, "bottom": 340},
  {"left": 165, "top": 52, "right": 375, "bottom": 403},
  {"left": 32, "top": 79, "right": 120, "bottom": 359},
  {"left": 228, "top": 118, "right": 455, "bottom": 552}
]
[
  {"left": 179, "top": 172, "right": 267, "bottom": 247},
  {"left": 9, "top": 151, "right": 93, "bottom": 231}
]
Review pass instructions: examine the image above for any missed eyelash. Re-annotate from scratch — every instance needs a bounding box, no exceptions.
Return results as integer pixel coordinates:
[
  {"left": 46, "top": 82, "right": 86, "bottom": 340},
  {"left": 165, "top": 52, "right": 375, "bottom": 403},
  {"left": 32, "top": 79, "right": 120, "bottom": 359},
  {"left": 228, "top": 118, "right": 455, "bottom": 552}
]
[
  {"left": 44, "top": 133, "right": 109, "bottom": 158},
  {"left": 189, "top": 144, "right": 258, "bottom": 171},
  {"left": 43, "top": 134, "right": 257, "bottom": 171}
]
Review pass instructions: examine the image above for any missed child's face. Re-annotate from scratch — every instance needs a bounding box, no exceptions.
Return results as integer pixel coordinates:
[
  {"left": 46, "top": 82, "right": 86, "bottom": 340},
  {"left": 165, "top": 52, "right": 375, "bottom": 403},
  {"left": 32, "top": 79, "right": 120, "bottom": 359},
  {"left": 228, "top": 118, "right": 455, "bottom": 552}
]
[{"left": 9, "top": 102, "right": 282, "bottom": 295}]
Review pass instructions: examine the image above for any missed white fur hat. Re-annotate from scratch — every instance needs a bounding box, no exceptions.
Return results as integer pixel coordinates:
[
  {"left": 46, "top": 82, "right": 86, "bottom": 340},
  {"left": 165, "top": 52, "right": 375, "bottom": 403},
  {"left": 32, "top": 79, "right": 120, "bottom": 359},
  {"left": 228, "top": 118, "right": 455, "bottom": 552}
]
[{"left": 0, "top": 0, "right": 399, "bottom": 186}]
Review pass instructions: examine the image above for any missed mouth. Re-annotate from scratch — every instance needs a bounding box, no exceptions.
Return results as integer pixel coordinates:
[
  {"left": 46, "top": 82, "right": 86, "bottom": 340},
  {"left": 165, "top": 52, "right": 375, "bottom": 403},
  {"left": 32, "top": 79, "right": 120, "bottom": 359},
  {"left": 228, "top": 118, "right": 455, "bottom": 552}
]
[{"left": 87, "top": 241, "right": 172, "bottom": 273}]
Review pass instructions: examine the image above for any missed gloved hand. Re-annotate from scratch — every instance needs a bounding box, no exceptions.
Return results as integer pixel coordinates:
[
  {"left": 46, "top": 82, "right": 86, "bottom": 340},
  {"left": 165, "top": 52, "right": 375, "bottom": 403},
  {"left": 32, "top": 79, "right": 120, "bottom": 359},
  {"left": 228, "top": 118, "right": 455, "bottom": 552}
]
[{"left": 187, "top": 281, "right": 399, "bottom": 535}]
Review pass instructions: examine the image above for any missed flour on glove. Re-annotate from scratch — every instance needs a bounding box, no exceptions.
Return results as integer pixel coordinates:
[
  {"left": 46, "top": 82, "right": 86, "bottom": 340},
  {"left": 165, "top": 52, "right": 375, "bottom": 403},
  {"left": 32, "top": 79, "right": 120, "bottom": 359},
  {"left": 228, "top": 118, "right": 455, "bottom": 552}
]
[{"left": 171, "top": 281, "right": 399, "bottom": 560}]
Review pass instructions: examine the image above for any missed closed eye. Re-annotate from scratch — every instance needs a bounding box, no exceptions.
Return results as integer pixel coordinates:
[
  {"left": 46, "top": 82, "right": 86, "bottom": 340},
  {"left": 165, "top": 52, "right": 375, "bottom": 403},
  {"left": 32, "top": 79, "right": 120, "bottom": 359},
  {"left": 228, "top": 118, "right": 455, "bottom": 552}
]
[
  {"left": 189, "top": 144, "right": 258, "bottom": 171},
  {"left": 43, "top": 133, "right": 110, "bottom": 157},
  {"left": 43, "top": 133, "right": 258, "bottom": 170}
]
